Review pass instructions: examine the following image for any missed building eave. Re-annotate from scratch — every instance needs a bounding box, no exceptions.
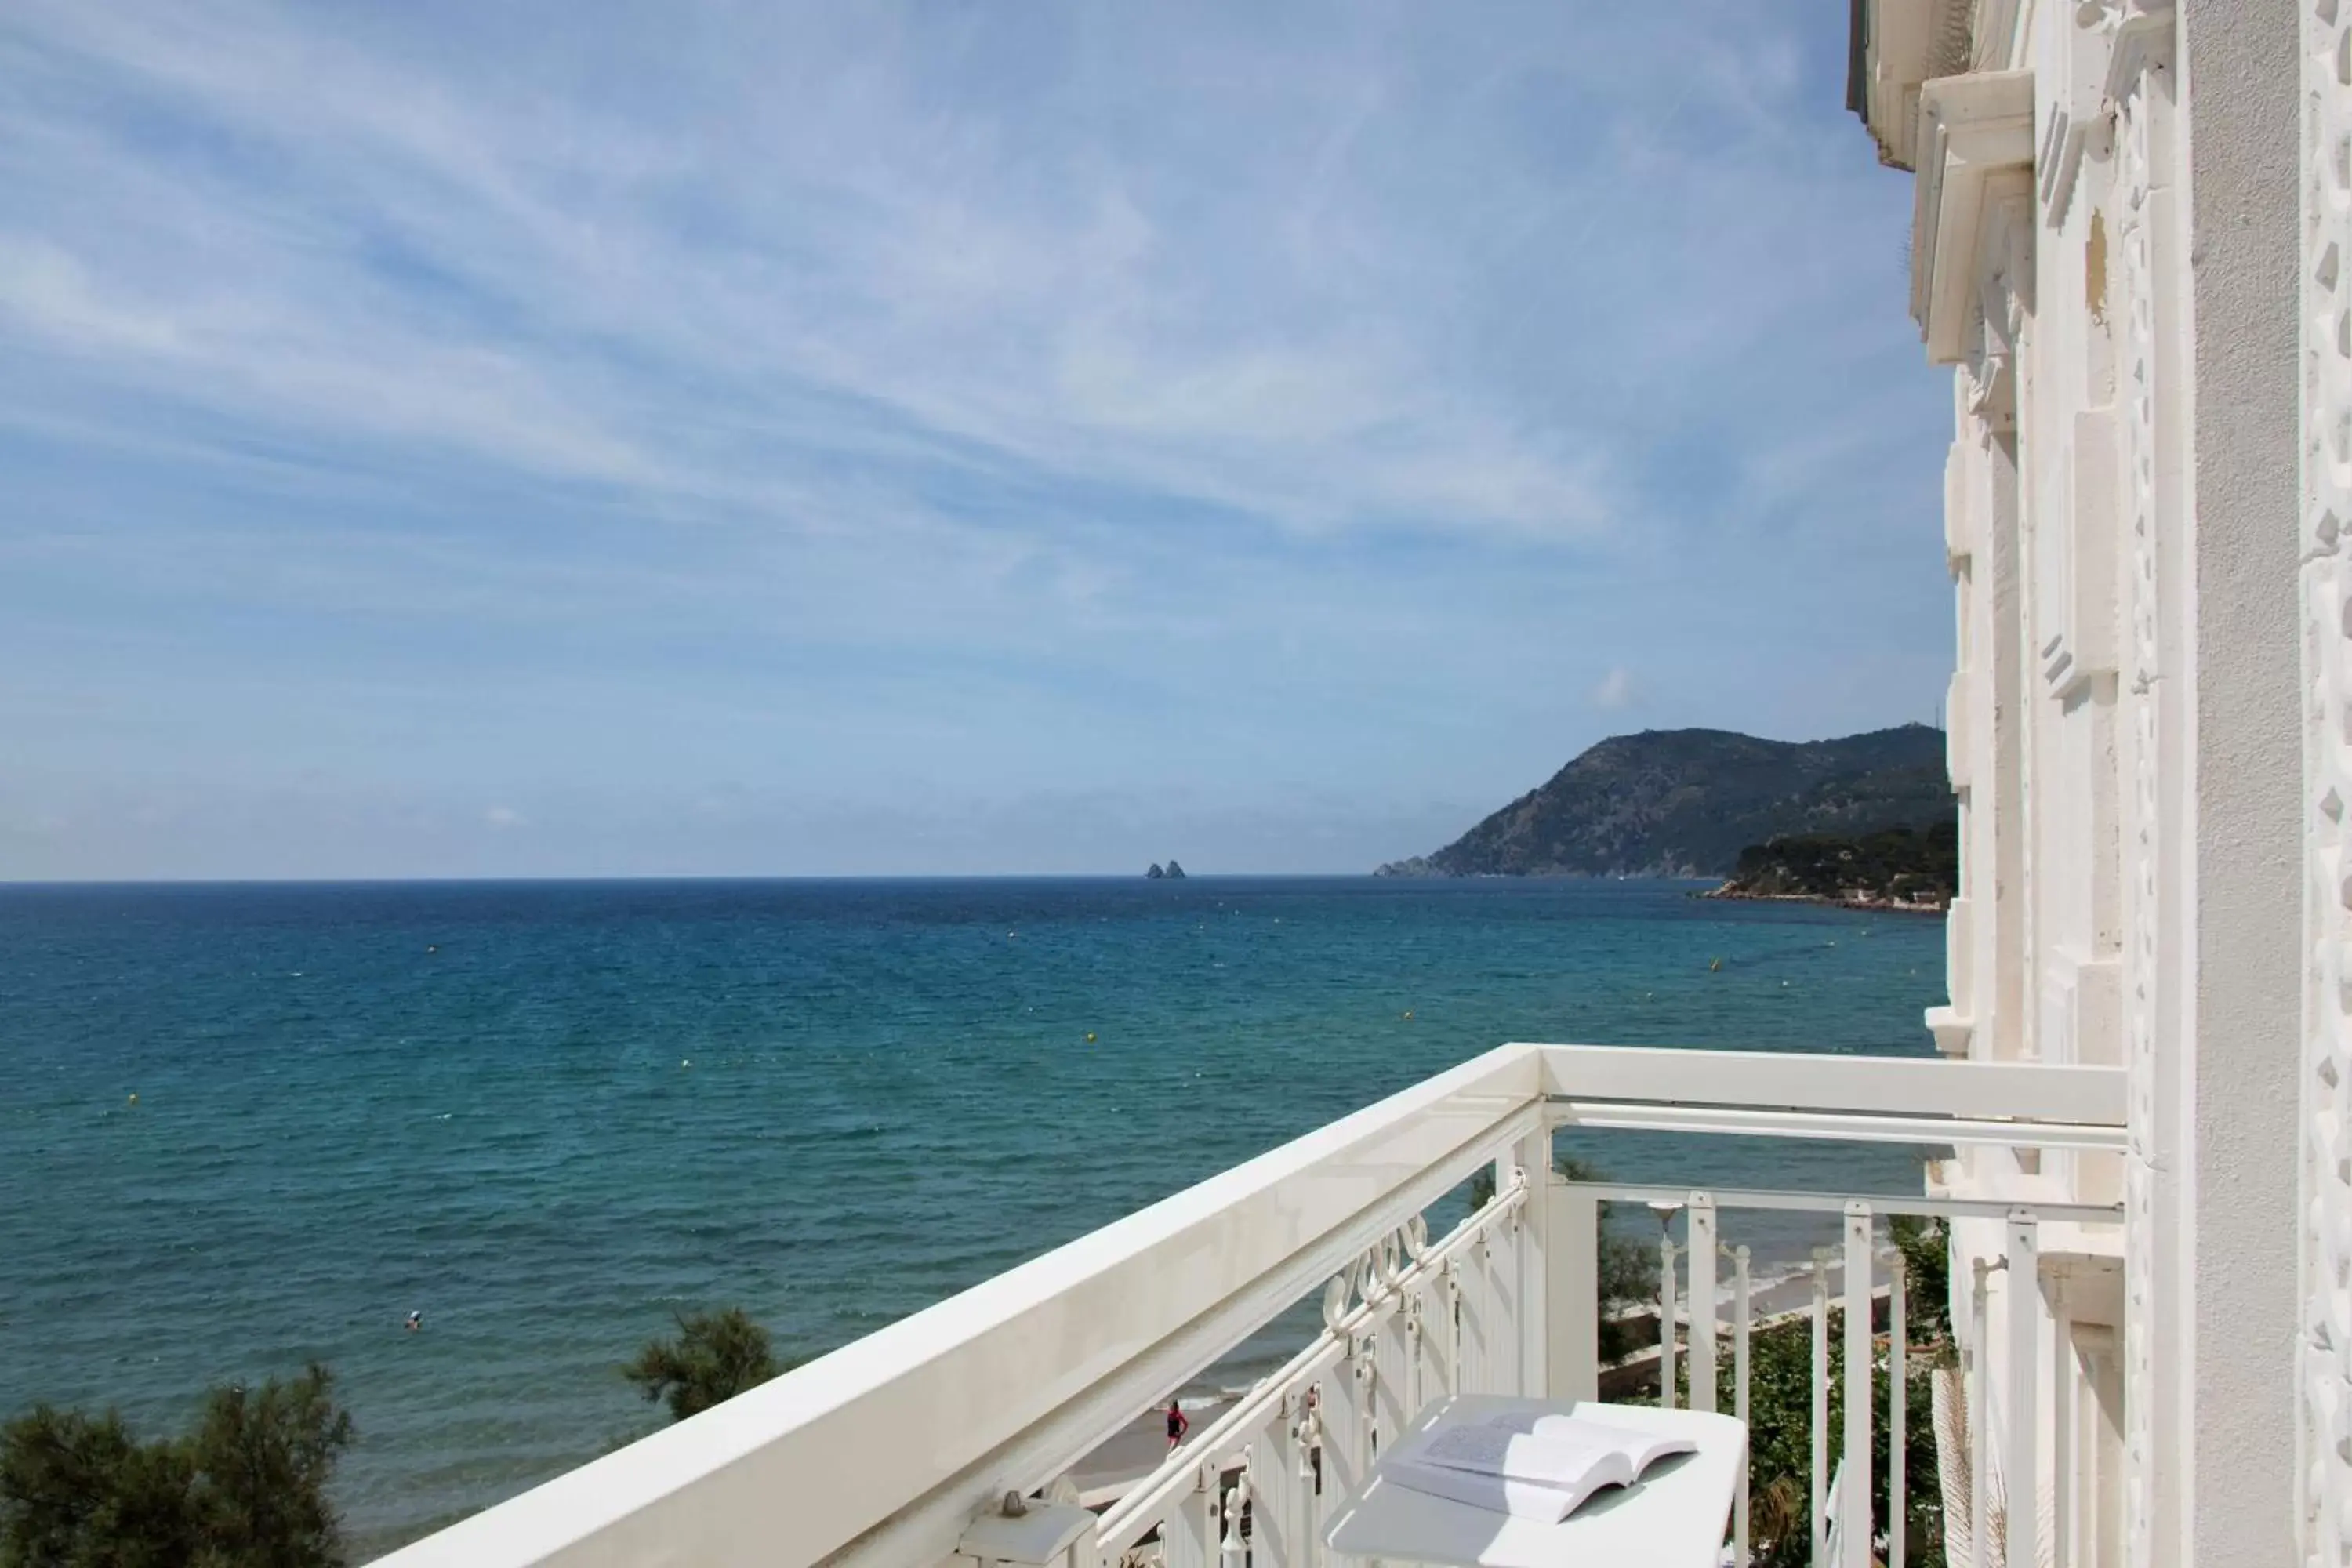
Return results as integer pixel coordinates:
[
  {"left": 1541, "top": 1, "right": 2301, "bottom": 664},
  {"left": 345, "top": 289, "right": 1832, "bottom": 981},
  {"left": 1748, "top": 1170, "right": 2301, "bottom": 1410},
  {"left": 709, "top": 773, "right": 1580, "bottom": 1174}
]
[{"left": 1910, "top": 68, "right": 2036, "bottom": 361}]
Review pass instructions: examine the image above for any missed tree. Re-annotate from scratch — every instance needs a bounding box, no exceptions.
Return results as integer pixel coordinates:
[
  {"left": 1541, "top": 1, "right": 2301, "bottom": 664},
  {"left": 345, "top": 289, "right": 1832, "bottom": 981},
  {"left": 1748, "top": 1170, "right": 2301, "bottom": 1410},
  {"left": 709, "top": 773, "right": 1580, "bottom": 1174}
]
[
  {"left": 0, "top": 1364, "right": 353, "bottom": 1568},
  {"left": 0, "top": 1408, "right": 197, "bottom": 1568},
  {"left": 187, "top": 1366, "right": 354, "bottom": 1568},
  {"left": 622, "top": 1308, "right": 782, "bottom": 1424}
]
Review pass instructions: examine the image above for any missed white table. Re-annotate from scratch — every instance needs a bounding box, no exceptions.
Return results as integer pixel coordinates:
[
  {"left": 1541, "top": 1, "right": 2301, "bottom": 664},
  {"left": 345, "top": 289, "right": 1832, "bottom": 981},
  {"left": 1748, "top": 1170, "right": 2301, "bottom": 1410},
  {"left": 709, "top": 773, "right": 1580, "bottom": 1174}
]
[{"left": 1322, "top": 1396, "right": 1746, "bottom": 1568}]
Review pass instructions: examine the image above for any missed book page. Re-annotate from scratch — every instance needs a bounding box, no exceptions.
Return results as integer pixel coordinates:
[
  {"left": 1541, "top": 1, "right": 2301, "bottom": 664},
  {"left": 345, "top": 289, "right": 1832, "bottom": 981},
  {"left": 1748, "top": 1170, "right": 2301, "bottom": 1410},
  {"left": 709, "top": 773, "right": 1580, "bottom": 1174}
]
[
  {"left": 1415, "top": 1424, "right": 1629, "bottom": 1491},
  {"left": 1504, "top": 1415, "right": 1697, "bottom": 1478}
]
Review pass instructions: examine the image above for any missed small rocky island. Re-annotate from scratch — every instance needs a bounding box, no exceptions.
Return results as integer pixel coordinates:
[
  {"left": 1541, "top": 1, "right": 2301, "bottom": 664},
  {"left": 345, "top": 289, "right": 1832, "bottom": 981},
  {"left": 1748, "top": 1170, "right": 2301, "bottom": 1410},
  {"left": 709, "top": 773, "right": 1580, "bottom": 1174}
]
[{"left": 1145, "top": 861, "right": 1188, "bottom": 880}]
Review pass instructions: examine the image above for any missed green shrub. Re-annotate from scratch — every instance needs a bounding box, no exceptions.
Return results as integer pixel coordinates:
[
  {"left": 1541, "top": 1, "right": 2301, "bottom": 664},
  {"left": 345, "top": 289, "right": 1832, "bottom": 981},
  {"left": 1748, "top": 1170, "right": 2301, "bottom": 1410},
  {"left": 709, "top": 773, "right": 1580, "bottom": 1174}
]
[
  {"left": 0, "top": 1365, "right": 354, "bottom": 1568},
  {"left": 622, "top": 1308, "right": 783, "bottom": 1424}
]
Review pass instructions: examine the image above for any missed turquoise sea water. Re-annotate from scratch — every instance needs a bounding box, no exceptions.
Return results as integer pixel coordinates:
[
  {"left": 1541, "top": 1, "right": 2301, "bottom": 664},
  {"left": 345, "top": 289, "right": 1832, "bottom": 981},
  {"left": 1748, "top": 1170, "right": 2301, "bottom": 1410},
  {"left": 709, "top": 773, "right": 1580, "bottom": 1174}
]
[{"left": 0, "top": 877, "right": 1943, "bottom": 1554}]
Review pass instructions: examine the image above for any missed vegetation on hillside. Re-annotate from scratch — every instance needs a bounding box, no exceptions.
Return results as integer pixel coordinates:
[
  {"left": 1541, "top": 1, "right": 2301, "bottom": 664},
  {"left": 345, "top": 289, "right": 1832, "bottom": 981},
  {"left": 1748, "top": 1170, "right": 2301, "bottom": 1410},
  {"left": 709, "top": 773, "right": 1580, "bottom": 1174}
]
[
  {"left": 1713, "top": 821, "right": 1957, "bottom": 907},
  {"left": 1379, "top": 725, "right": 1952, "bottom": 878},
  {"left": 0, "top": 1364, "right": 354, "bottom": 1568}
]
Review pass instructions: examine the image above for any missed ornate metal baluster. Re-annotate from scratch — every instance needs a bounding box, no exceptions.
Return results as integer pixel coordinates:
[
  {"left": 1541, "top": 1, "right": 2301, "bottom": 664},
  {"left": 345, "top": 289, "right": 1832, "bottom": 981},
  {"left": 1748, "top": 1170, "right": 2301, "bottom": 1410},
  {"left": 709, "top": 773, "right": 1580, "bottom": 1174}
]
[
  {"left": 1368, "top": 1238, "right": 1411, "bottom": 1457},
  {"left": 1457, "top": 1236, "right": 1494, "bottom": 1392},
  {"left": 1294, "top": 1391, "right": 1325, "bottom": 1568},
  {"left": 1219, "top": 1453, "right": 1251, "bottom": 1568},
  {"left": 1399, "top": 1216, "right": 1439, "bottom": 1412}
]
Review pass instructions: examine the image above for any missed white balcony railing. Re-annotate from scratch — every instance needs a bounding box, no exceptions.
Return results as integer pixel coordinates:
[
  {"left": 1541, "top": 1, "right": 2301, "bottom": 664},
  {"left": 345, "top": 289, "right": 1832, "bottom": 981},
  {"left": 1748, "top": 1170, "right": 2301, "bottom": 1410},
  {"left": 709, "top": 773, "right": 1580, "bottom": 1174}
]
[{"left": 368, "top": 1043, "right": 2123, "bottom": 1568}]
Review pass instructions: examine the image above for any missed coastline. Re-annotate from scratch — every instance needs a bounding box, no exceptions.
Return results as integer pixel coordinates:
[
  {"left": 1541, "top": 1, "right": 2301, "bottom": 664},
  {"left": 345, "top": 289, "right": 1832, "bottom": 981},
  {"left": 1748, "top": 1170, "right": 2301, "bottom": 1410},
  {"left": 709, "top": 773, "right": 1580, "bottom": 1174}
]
[{"left": 1695, "top": 884, "right": 1947, "bottom": 916}]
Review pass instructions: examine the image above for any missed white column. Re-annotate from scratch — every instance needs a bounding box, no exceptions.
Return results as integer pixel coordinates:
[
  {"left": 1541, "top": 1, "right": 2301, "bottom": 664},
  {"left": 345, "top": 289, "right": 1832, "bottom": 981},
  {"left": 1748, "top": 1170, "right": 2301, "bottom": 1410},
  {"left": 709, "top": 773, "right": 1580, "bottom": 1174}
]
[
  {"left": 1891, "top": 1249, "right": 1907, "bottom": 1568},
  {"left": 1735, "top": 1245, "right": 1753, "bottom": 1568},
  {"left": 1813, "top": 1248, "right": 1831, "bottom": 1568},
  {"left": 2005, "top": 1215, "right": 2038, "bottom": 1568},
  {"left": 1658, "top": 1231, "right": 1679, "bottom": 1411},
  {"left": 1842, "top": 1203, "right": 1873, "bottom": 1568},
  {"left": 1690, "top": 1193, "right": 1719, "bottom": 1415},
  {"left": 1548, "top": 1165, "right": 1599, "bottom": 1400},
  {"left": 1512, "top": 1127, "right": 1552, "bottom": 1399}
]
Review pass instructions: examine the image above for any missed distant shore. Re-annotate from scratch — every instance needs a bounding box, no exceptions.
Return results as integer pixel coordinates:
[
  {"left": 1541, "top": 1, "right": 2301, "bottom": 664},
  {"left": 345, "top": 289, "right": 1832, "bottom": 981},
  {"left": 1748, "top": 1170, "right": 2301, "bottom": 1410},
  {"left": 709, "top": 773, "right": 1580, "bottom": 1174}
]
[{"left": 1696, "top": 884, "right": 1947, "bottom": 915}]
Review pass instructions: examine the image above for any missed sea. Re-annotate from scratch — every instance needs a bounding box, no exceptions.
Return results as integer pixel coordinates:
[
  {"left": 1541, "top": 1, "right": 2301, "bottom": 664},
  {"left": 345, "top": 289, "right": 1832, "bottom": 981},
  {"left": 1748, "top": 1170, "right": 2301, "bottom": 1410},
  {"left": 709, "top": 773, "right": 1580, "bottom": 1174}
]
[{"left": 0, "top": 877, "right": 1944, "bottom": 1555}]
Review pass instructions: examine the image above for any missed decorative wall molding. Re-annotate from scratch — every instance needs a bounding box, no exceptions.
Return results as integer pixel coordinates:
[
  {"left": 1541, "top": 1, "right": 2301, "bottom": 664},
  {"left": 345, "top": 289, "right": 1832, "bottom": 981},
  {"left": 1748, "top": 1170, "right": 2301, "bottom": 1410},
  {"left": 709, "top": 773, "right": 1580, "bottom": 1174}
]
[
  {"left": 2108, "top": 26, "right": 2170, "bottom": 1565},
  {"left": 2301, "top": 0, "right": 2351, "bottom": 1558}
]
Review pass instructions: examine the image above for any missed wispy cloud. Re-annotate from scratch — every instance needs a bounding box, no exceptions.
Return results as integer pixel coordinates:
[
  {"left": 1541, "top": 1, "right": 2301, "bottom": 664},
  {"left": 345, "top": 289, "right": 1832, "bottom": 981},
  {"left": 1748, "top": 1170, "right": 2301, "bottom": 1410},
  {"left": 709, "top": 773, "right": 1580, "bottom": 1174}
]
[
  {"left": 1590, "top": 666, "right": 1639, "bottom": 711},
  {"left": 0, "top": 0, "right": 1957, "bottom": 877}
]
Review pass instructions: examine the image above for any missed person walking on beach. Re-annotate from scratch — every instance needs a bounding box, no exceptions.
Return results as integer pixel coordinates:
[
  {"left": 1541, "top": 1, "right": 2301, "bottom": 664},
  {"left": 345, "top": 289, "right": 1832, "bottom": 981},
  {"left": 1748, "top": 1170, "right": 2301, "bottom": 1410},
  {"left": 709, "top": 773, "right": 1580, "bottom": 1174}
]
[{"left": 1165, "top": 1398, "right": 1189, "bottom": 1452}]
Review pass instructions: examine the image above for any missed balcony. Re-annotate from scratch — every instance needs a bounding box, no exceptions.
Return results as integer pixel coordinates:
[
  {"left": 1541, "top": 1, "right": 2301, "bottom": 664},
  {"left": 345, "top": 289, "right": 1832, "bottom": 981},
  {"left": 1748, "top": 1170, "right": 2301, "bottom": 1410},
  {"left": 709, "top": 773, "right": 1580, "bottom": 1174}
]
[{"left": 368, "top": 1044, "right": 2123, "bottom": 1568}]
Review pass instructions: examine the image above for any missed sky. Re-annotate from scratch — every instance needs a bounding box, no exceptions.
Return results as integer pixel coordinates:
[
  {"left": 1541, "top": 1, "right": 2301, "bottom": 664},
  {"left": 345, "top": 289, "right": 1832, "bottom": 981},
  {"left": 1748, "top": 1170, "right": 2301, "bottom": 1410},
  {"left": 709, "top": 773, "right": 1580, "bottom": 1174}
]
[{"left": 0, "top": 1, "right": 1954, "bottom": 879}]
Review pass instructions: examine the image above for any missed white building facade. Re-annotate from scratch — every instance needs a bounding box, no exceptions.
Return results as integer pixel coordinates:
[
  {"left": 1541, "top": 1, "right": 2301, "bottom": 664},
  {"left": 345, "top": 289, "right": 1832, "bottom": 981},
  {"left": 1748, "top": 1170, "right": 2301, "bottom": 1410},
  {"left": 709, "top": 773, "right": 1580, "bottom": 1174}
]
[{"left": 1853, "top": 2, "right": 2303, "bottom": 1564}]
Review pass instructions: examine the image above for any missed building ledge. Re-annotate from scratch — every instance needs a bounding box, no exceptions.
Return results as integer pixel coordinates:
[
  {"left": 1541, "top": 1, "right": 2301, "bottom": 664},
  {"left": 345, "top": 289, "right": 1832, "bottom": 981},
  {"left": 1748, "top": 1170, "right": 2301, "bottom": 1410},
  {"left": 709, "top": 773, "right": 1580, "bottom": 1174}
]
[{"left": 1910, "top": 69, "right": 2035, "bottom": 363}]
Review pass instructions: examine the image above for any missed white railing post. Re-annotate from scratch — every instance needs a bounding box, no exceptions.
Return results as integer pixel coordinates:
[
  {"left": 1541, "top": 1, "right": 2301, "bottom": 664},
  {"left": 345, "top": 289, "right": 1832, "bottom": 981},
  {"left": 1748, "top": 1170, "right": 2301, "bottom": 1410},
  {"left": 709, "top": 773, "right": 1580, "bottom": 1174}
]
[
  {"left": 1369, "top": 1253, "right": 1411, "bottom": 1457},
  {"left": 1457, "top": 1247, "right": 1487, "bottom": 1395},
  {"left": 2050, "top": 1305, "right": 2071, "bottom": 1568},
  {"left": 1307, "top": 1279, "right": 1374, "bottom": 1559},
  {"left": 1735, "top": 1244, "right": 1752, "bottom": 1568},
  {"left": 2004, "top": 1212, "right": 2037, "bottom": 1568},
  {"left": 1659, "top": 1229, "right": 1679, "bottom": 1410},
  {"left": 1969, "top": 1258, "right": 1991, "bottom": 1568},
  {"left": 1841, "top": 1203, "right": 1873, "bottom": 1568},
  {"left": 1512, "top": 1130, "right": 1551, "bottom": 1399},
  {"left": 1488, "top": 1153, "right": 1519, "bottom": 1395},
  {"left": 1689, "top": 1192, "right": 1719, "bottom": 1414},
  {"left": 1811, "top": 1247, "right": 1831, "bottom": 1568},
  {"left": 1246, "top": 1401, "right": 1303, "bottom": 1568},
  {"left": 1163, "top": 1464, "right": 1220, "bottom": 1568},
  {"left": 1890, "top": 1239, "right": 1907, "bottom": 1568},
  {"left": 1407, "top": 1263, "right": 1453, "bottom": 1408},
  {"left": 1550, "top": 1169, "right": 1599, "bottom": 1399},
  {"left": 1295, "top": 1392, "right": 1327, "bottom": 1568}
]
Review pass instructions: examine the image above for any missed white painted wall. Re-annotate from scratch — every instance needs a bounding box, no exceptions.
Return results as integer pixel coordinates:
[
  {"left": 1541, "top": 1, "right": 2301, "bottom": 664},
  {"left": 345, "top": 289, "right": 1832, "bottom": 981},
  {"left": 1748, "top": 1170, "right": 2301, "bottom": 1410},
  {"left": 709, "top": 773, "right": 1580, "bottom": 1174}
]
[
  {"left": 2172, "top": 6, "right": 2301, "bottom": 1564},
  {"left": 1857, "top": 1, "right": 2302, "bottom": 1562}
]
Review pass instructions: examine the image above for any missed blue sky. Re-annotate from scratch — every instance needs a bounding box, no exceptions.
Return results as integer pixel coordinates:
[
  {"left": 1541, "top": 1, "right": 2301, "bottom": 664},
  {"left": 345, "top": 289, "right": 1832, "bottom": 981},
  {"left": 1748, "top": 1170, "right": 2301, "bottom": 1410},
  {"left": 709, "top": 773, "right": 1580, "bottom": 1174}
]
[{"left": 0, "top": 1, "right": 1951, "bottom": 878}]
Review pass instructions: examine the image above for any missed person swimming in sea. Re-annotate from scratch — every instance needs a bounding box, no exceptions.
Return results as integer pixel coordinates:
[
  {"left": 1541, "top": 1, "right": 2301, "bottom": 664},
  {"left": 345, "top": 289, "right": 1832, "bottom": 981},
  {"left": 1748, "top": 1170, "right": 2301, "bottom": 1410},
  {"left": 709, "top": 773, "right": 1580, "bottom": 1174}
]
[{"left": 405, "top": 1310, "right": 423, "bottom": 1331}]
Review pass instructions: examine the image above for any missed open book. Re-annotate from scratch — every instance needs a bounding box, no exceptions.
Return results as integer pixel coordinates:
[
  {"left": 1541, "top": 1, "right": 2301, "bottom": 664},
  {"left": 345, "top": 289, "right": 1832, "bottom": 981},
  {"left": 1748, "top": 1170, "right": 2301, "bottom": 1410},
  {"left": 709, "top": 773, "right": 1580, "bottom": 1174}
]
[{"left": 1381, "top": 1413, "right": 1697, "bottom": 1523}]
